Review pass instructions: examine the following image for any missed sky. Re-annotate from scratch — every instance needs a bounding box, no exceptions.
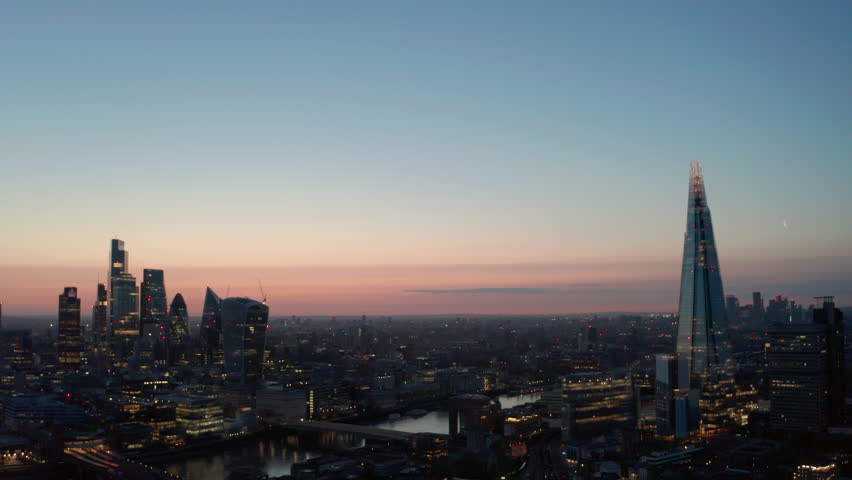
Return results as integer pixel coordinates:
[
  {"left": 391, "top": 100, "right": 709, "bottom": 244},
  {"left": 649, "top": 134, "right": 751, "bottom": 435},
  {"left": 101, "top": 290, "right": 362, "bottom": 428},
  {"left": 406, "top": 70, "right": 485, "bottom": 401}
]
[{"left": 2, "top": 2, "right": 852, "bottom": 318}]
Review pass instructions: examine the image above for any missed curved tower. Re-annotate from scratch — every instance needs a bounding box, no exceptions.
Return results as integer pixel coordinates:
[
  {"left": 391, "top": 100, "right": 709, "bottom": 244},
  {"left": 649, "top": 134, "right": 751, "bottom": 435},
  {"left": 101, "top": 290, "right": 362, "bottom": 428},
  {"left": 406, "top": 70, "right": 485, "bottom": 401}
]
[
  {"left": 675, "top": 162, "right": 734, "bottom": 434},
  {"left": 167, "top": 293, "right": 190, "bottom": 365},
  {"left": 200, "top": 287, "right": 222, "bottom": 365}
]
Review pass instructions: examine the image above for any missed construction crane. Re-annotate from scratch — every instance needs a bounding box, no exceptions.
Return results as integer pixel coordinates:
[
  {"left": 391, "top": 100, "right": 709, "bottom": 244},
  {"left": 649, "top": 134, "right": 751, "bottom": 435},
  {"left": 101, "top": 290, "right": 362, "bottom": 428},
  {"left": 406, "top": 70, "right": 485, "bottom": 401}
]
[{"left": 257, "top": 279, "right": 268, "bottom": 303}]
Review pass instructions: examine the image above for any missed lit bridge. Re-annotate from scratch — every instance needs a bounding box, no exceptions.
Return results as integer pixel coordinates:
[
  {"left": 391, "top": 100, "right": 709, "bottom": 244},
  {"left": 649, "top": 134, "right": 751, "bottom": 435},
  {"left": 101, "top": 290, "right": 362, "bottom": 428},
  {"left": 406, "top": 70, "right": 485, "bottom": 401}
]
[
  {"left": 277, "top": 420, "right": 422, "bottom": 442},
  {"left": 64, "top": 448, "right": 177, "bottom": 480}
]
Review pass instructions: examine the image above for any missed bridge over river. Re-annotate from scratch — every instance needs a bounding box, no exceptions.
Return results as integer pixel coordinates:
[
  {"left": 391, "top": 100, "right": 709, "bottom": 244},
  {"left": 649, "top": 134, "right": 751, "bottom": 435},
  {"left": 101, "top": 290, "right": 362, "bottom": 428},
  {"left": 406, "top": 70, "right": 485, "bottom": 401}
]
[
  {"left": 276, "top": 420, "right": 447, "bottom": 443},
  {"left": 65, "top": 447, "right": 178, "bottom": 480}
]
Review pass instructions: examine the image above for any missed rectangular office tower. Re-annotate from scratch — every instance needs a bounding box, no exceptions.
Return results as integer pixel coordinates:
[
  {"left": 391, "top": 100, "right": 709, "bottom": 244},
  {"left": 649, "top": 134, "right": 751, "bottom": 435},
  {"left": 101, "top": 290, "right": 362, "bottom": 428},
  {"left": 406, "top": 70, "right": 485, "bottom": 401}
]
[
  {"left": 674, "top": 163, "right": 735, "bottom": 435},
  {"left": 109, "top": 239, "right": 139, "bottom": 367},
  {"left": 813, "top": 297, "right": 845, "bottom": 427},
  {"left": 767, "top": 297, "right": 846, "bottom": 434},
  {"left": 655, "top": 354, "right": 690, "bottom": 438},
  {"left": 92, "top": 283, "right": 109, "bottom": 348},
  {"left": 57, "top": 287, "right": 82, "bottom": 370},
  {"left": 222, "top": 297, "right": 269, "bottom": 391},
  {"left": 140, "top": 269, "right": 167, "bottom": 338},
  {"left": 767, "top": 323, "right": 830, "bottom": 433}
]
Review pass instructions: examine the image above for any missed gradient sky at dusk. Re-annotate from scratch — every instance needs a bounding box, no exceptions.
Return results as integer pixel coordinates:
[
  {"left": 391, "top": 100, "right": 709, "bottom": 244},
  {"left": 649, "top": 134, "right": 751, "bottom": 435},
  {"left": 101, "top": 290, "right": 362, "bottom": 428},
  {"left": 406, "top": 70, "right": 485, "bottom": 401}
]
[{"left": 2, "top": 2, "right": 851, "bottom": 318}]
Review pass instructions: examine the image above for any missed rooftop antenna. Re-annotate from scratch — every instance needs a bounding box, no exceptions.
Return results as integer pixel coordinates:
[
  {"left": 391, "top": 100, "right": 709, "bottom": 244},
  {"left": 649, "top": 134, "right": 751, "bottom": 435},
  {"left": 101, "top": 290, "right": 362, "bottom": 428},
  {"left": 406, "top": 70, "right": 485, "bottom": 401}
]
[
  {"left": 226, "top": 285, "right": 230, "bottom": 297},
  {"left": 257, "top": 279, "right": 268, "bottom": 303}
]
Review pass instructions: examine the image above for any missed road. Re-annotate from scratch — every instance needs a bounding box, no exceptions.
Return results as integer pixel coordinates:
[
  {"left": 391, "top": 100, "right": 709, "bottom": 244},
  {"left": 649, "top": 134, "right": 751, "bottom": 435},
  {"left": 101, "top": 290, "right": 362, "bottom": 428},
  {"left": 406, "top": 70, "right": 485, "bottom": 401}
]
[{"left": 513, "top": 438, "right": 574, "bottom": 480}]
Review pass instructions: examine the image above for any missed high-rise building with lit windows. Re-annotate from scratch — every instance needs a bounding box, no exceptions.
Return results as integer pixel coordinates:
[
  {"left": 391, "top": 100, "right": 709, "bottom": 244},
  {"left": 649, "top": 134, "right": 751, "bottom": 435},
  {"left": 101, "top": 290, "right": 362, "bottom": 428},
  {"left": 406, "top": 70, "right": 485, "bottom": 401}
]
[
  {"left": 655, "top": 354, "right": 689, "bottom": 438},
  {"left": 57, "top": 287, "right": 82, "bottom": 370},
  {"left": 767, "top": 297, "right": 845, "bottom": 435},
  {"left": 167, "top": 293, "right": 190, "bottom": 365},
  {"left": 201, "top": 287, "right": 223, "bottom": 365},
  {"left": 91, "top": 283, "right": 110, "bottom": 372},
  {"left": 674, "top": 163, "right": 734, "bottom": 435},
  {"left": 92, "top": 283, "right": 108, "bottom": 346},
  {"left": 222, "top": 297, "right": 269, "bottom": 390},
  {"left": 767, "top": 322, "right": 829, "bottom": 433},
  {"left": 109, "top": 239, "right": 139, "bottom": 366},
  {"left": 140, "top": 269, "right": 167, "bottom": 338}
]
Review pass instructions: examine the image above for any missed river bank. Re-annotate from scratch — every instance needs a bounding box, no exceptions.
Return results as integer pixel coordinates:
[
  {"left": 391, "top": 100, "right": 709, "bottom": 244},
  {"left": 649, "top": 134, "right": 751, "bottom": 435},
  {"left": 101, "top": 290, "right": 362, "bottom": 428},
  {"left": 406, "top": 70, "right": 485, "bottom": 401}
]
[{"left": 148, "top": 391, "right": 545, "bottom": 479}]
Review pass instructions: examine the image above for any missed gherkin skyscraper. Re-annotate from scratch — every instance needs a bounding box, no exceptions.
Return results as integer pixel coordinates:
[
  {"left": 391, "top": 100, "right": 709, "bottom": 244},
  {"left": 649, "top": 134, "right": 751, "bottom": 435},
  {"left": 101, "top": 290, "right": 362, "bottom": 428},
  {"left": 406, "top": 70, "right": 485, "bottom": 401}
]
[
  {"left": 675, "top": 163, "right": 734, "bottom": 434},
  {"left": 167, "top": 293, "right": 190, "bottom": 365}
]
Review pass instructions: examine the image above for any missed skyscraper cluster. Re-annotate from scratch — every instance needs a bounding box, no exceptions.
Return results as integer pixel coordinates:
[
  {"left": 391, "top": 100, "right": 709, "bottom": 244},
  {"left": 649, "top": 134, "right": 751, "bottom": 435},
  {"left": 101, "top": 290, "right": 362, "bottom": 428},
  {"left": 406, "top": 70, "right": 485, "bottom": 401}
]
[
  {"left": 0, "top": 162, "right": 845, "bottom": 478},
  {"left": 53, "top": 239, "right": 270, "bottom": 396}
]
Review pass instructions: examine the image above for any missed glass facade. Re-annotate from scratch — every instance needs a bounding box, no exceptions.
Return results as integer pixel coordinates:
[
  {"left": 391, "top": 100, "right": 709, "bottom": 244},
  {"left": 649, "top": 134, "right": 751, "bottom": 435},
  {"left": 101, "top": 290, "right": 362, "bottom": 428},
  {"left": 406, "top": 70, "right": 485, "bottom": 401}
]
[
  {"left": 675, "top": 163, "right": 734, "bottom": 433},
  {"left": 92, "top": 283, "right": 109, "bottom": 349},
  {"left": 109, "top": 239, "right": 139, "bottom": 366},
  {"left": 167, "top": 293, "right": 190, "bottom": 365},
  {"left": 654, "top": 354, "right": 678, "bottom": 437},
  {"left": 200, "top": 287, "right": 223, "bottom": 365},
  {"left": 57, "top": 287, "right": 82, "bottom": 370},
  {"left": 110, "top": 239, "right": 128, "bottom": 279},
  {"left": 222, "top": 297, "right": 269, "bottom": 390},
  {"left": 140, "top": 269, "right": 167, "bottom": 338}
]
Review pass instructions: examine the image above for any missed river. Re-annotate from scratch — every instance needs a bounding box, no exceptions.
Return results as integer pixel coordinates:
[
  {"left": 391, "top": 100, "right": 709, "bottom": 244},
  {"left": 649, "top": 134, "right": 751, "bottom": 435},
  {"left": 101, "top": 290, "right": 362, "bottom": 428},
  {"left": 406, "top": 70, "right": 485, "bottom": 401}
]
[{"left": 158, "top": 391, "right": 543, "bottom": 479}]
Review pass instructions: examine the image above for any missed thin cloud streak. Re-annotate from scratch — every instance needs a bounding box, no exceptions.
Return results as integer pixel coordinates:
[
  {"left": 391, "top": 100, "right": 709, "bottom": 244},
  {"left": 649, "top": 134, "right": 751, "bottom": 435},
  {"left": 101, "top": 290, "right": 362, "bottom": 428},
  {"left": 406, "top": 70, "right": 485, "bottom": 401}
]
[{"left": 406, "top": 287, "right": 630, "bottom": 295}]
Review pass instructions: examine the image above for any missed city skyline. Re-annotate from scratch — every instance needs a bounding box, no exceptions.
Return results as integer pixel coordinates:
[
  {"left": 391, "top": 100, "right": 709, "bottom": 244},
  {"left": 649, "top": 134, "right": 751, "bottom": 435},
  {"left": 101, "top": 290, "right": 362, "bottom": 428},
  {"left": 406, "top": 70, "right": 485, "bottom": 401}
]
[
  {"left": 0, "top": 4, "right": 849, "bottom": 478},
  {"left": 3, "top": 2, "right": 852, "bottom": 316},
  {"left": 2, "top": 236, "right": 849, "bottom": 319}
]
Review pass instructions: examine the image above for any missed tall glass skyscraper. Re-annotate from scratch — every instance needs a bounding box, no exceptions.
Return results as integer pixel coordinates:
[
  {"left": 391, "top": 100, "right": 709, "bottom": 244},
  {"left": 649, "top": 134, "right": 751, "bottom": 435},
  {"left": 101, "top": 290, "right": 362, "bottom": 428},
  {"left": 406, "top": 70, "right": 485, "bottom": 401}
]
[
  {"left": 675, "top": 163, "right": 734, "bottom": 434},
  {"left": 92, "top": 283, "right": 109, "bottom": 348},
  {"left": 222, "top": 297, "right": 269, "bottom": 391},
  {"left": 140, "top": 269, "right": 167, "bottom": 338},
  {"left": 109, "top": 239, "right": 139, "bottom": 367},
  {"left": 201, "top": 287, "right": 223, "bottom": 365},
  {"left": 58, "top": 287, "right": 82, "bottom": 370},
  {"left": 167, "top": 293, "right": 190, "bottom": 365},
  {"left": 110, "top": 238, "right": 128, "bottom": 279}
]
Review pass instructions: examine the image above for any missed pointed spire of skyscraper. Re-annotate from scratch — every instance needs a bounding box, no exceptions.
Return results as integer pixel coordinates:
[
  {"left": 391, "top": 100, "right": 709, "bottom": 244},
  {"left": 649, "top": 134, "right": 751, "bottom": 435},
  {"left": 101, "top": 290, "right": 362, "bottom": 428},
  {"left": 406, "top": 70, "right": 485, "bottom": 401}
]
[{"left": 675, "top": 162, "right": 734, "bottom": 435}]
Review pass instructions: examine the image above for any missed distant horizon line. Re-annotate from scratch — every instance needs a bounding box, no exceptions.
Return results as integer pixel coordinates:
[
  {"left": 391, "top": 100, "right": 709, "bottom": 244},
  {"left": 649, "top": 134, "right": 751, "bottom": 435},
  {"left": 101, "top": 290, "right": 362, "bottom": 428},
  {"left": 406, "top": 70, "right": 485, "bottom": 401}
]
[{"left": 2, "top": 310, "right": 678, "bottom": 320}]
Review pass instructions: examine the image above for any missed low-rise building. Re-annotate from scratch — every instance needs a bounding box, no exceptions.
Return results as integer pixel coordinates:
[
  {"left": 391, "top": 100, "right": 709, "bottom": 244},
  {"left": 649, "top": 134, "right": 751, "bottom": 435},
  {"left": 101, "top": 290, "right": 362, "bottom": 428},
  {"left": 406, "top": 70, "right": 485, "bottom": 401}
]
[
  {"left": 161, "top": 392, "right": 224, "bottom": 439},
  {"left": 1, "top": 394, "right": 87, "bottom": 431}
]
